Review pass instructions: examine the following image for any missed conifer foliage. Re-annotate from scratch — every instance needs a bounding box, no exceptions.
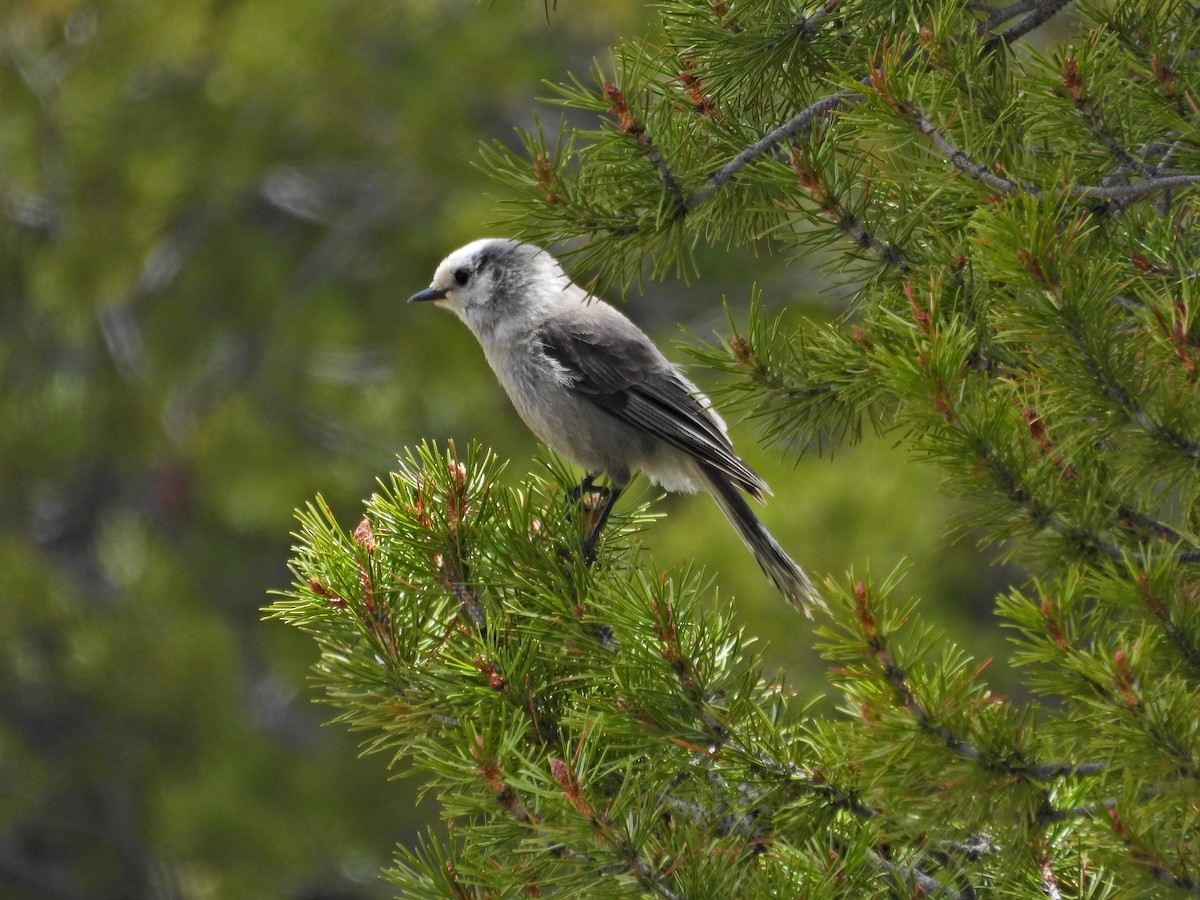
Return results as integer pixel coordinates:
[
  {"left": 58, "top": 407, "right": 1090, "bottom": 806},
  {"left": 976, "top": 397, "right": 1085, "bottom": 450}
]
[{"left": 272, "top": 1, "right": 1200, "bottom": 895}]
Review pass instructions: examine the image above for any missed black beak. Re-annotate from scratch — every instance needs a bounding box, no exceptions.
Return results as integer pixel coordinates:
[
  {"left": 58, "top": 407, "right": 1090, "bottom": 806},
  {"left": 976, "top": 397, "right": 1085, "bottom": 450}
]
[{"left": 408, "top": 287, "right": 448, "bottom": 303}]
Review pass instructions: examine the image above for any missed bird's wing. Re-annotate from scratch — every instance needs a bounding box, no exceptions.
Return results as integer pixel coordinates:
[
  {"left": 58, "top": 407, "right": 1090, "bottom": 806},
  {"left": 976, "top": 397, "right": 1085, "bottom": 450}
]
[{"left": 533, "top": 313, "right": 768, "bottom": 499}]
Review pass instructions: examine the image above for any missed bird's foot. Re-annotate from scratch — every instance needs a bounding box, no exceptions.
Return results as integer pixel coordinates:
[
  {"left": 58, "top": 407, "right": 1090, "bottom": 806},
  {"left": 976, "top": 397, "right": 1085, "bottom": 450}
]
[
  {"left": 566, "top": 471, "right": 610, "bottom": 506},
  {"left": 579, "top": 486, "right": 621, "bottom": 566}
]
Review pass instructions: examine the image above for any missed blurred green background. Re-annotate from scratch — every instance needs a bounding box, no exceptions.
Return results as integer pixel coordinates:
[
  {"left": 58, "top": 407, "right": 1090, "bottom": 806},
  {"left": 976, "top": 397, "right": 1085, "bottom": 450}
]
[{"left": 0, "top": 1, "right": 1014, "bottom": 896}]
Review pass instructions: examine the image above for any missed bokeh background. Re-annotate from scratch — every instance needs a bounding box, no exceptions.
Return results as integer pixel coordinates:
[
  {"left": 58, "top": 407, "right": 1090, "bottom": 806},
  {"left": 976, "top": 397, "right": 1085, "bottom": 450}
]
[{"left": 0, "top": 2, "right": 1014, "bottom": 896}]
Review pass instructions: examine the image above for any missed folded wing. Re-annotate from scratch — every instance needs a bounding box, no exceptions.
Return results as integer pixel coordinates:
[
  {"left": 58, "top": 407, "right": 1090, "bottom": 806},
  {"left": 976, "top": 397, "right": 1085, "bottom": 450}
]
[{"left": 534, "top": 314, "right": 768, "bottom": 500}]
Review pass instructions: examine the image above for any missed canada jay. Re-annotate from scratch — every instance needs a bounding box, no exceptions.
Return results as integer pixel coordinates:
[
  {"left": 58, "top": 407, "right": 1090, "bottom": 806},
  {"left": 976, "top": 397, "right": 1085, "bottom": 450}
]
[{"left": 410, "top": 238, "right": 822, "bottom": 615}]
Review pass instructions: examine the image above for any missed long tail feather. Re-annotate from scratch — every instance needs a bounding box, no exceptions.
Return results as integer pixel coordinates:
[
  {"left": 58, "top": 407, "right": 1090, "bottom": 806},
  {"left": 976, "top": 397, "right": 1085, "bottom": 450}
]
[{"left": 700, "top": 466, "right": 825, "bottom": 617}]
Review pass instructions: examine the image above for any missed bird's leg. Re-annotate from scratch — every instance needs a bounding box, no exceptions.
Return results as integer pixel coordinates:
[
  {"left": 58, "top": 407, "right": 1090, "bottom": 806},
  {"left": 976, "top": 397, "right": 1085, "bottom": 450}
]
[
  {"left": 563, "top": 471, "right": 620, "bottom": 564},
  {"left": 566, "top": 471, "right": 608, "bottom": 506},
  {"left": 580, "top": 485, "right": 622, "bottom": 565},
  {"left": 551, "top": 476, "right": 622, "bottom": 652}
]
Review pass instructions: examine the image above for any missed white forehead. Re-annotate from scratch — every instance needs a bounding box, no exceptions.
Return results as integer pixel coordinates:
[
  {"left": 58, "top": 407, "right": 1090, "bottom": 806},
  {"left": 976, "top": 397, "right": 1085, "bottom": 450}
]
[
  {"left": 434, "top": 241, "right": 559, "bottom": 280},
  {"left": 433, "top": 239, "right": 495, "bottom": 280}
]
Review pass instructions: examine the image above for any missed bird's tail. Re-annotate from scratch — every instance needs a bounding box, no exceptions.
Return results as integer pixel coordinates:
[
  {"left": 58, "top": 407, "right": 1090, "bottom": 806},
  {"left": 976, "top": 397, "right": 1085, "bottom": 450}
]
[{"left": 700, "top": 466, "right": 826, "bottom": 617}]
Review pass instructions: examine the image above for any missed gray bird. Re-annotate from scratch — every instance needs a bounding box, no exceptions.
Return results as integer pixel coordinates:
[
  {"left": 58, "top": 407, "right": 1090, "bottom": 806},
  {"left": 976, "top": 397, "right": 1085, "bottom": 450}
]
[{"left": 409, "top": 238, "right": 823, "bottom": 615}]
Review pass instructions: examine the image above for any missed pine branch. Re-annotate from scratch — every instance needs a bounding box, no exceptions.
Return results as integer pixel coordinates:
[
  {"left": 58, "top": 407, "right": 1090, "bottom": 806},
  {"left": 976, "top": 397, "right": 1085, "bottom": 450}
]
[
  {"left": 976, "top": 0, "right": 1062, "bottom": 36},
  {"left": 1134, "top": 571, "right": 1200, "bottom": 678},
  {"left": 602, "top": 82, "right": 688, "bottom": 224},
  {"left": 944, "top": 421, "right": 1199, "bottom": 568},
  {"left": 1106, "top": 805, "right": 1200, "bottom": 895},
  {"left": 1035, "top": 796, "right": 1117, "bottom": 825},
  {"left": 905, "top": 100, "right": 1200, "bottom": 203},
  {"left": 994, "top": 0, "right": 1074, "bottom": 45},
  {"left": 790, "top": 0, "right": 842, "bottom": 38},
  {"left": 1061, "top": 54, "right": 1158, "bottom": 180},
  {"left": 686, "top": 0, "right": 1077, "bottom": 215},
  {"left": 850, "top": 579, "right": 1106, "bottom": 784},
  {"left": 1056, "top": 307, "right": 1200, "bottom": 469},
  {"left": 1012, "top": 578, "right": 1200, "bottom": 808},
  {"left": 685, "top": 91, "right": 848, "bottom": 210},
  {"left": 786, "top": 144, "right": 909, "bottom": 270},
  {"left": 862, "top": 844, "right": 960, "bottom": 899}
]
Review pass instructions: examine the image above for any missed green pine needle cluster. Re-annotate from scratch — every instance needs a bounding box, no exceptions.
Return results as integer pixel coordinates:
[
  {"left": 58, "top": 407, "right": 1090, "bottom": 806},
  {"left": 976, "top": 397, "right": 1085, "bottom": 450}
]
[{"left": 274, "top": 0, "right": 1200, "bottom": 895}]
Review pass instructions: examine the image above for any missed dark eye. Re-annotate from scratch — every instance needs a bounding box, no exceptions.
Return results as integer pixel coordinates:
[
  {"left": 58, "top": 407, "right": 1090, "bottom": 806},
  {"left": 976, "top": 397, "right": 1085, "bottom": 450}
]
[{"left": 453, "top": 268, "right": 470, "bottom": 286}]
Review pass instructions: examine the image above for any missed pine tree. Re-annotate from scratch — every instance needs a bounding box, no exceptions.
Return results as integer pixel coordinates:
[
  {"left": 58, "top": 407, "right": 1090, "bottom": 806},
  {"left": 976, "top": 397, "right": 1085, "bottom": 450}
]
[{"left": 270, "top": 1, "right": 1200, "bottom": 895}]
